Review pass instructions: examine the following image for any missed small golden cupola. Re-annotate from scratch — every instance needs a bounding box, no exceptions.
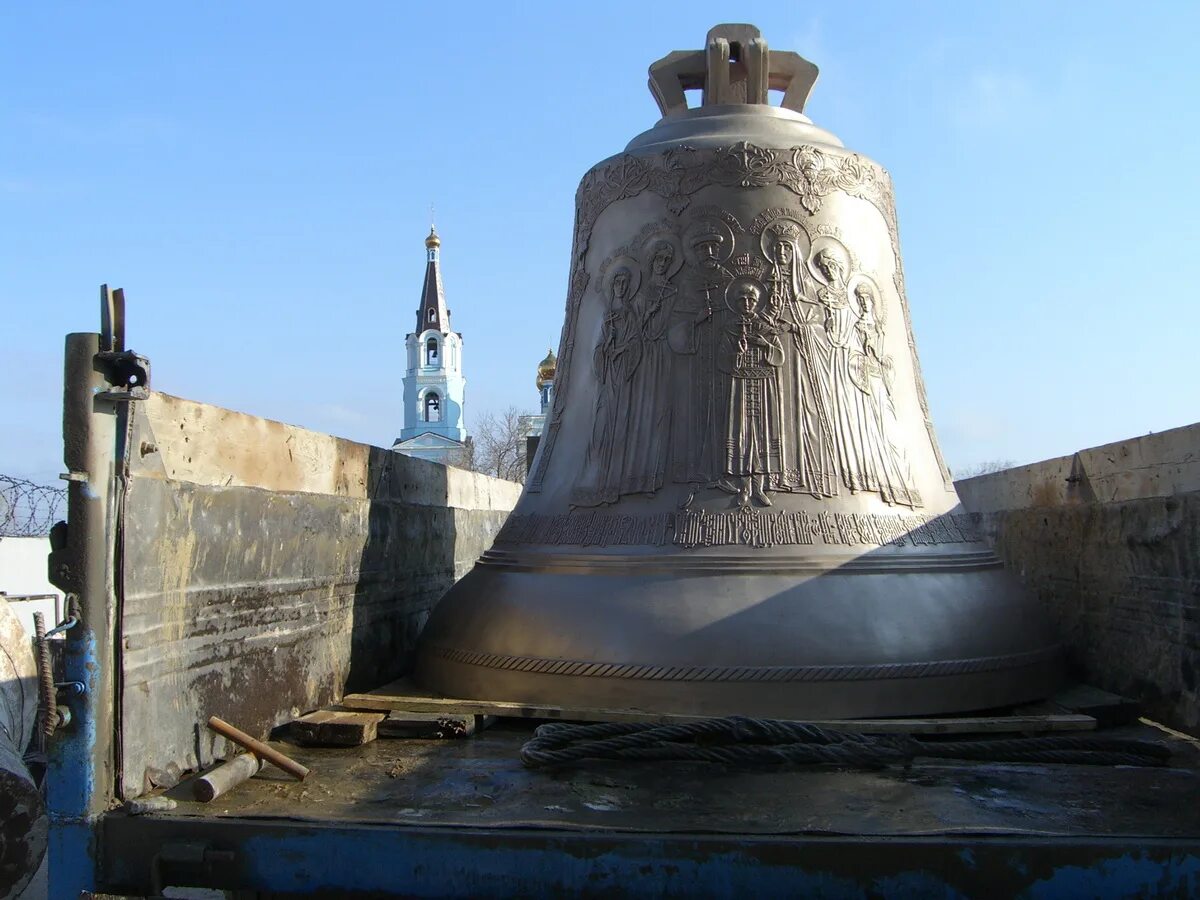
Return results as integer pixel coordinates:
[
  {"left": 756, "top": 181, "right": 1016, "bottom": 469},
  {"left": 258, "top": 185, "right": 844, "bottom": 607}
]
[
  {"left": 536, "top": 348, "right": 556, "bottom": 415},
  {"left": 536, "top": 348, "right": 557, "bottom": 390}
]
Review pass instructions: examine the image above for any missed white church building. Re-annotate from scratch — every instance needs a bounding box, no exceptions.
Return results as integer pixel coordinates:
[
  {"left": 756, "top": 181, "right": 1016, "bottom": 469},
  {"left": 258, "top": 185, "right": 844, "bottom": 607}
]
[{"left": 393, "top": 226, "right": 469, "bottom": 465}]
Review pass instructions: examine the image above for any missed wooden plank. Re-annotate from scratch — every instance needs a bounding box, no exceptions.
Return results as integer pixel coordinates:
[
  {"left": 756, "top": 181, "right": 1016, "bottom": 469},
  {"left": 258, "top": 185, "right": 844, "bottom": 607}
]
[
  {"left": 1052, "top": 684, "right": 1141, "bottom": 728},
  {"left": 1139, "top": 717, "right": 1200, "bottom": 750},
  {"left": 343, "top": 679, "right": 1096, "bottom": 734},
  {"left": 288, "top": 709, "right": 385, "bottom": 747}
]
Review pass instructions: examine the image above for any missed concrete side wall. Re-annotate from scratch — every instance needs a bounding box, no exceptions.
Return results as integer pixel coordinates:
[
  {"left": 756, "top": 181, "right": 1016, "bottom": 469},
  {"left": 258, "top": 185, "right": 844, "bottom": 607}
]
[
  {"left": 957, "top": 423, "right": 1200, "bottom": 734},
  {"left": 117, "top": 392, "right": 521, "bottom": 797},
  {"left": 957, "top": 421, "right": 1200, "bottom": 513}
]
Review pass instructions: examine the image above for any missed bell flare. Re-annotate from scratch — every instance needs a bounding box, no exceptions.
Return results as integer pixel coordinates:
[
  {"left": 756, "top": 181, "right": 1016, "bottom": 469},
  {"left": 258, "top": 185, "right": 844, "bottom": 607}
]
[
  {"left": 413, "top": 24, "right": 1062, "bottom": 718},
  {"left": 416, "top": 546, "right": 1061, "bottom": 719}
]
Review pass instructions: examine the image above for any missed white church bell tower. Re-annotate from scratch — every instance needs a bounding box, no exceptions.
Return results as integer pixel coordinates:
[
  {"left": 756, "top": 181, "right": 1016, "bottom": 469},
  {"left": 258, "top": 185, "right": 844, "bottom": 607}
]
[{"left": 394, "top": 226, "right": 469, "bottom": 464}]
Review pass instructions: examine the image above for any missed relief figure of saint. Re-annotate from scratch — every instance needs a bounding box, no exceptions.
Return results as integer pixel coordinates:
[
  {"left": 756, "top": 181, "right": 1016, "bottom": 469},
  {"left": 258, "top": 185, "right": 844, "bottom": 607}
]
[
  {"left": 847, "top": 281, "right": 921, "bottom": 507},
  {"left": 717, "top": 279, "right": 785, "bottom": 507},
  {"left": 763, "top": 224, "right": 838, "bottom": 498},
  {"left": 573, "top": 262, "right": 643, "bottom": 506},
  {"left": 619, "top": 239, "right": 680, "bottom": 494},
  {"left": 817, "top": 246, "right": 874, "bottom": 496},
  {"left": 670, "top": 223, "right": 732, "bottom": 487},
  {"left": 820, "top": 249, "right": 921, "bottom": 507}
]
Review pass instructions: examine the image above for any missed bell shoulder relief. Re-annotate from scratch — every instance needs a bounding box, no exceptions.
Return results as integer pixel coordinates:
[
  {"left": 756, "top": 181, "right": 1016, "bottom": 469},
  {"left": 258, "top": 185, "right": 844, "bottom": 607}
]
[
  {"left": 414, "top": 24, "right": 1063, "bottom": 719},
  {"left": 528, "top": 27, "right": 949, "bottom": 506}
]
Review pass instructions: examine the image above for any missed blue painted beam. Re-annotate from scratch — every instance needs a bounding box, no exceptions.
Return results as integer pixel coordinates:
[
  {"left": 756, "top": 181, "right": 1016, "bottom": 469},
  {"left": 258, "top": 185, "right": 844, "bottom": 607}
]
[{"left": 101, "top": 817, "right": 1200, "bottom": 898}]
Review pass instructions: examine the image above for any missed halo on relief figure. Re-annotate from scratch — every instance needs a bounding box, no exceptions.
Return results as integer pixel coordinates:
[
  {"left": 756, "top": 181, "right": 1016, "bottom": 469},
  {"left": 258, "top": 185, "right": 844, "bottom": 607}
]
[
  {"left": 682, "top": 218, "right": 736, "bottom": 268},
  {"left": 599, "top": 255, "right": 643, "bottom": 306},
  {"left": 808, "top": 235, "right": 852, "bottom": 287},
  {"left": 724, "top": 275, "right": 768, "bottom": 315},
  {"left": 759, "top": 216, "right": 812, "bottom": 265},
  {"left": 641, "top": 233, "right": 685, "bottom": 282}
]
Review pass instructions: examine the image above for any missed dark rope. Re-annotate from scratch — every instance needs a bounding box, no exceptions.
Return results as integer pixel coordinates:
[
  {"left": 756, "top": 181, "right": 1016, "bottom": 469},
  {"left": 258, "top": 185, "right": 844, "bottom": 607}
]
[{"left": 519, "top": 716, "right": 1169, "bottom": 770}]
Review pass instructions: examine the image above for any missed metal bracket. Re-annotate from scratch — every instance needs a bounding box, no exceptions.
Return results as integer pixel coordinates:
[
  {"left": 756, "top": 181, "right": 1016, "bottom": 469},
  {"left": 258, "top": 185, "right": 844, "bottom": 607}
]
[
  {"left": 100, "top": 283, "right": 125, "bottom": 353},
  {"left": 96, "top": 284, "right": 150, "bottom": 400},
  {"left": 95, "top": 350, "right": 151, "bottom": 400}
]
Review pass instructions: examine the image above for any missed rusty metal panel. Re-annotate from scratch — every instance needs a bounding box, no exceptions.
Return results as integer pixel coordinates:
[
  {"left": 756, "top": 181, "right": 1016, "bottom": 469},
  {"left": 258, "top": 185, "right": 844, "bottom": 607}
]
[{"left": 117, "top": 393, "right": 518, "bottom": 798}]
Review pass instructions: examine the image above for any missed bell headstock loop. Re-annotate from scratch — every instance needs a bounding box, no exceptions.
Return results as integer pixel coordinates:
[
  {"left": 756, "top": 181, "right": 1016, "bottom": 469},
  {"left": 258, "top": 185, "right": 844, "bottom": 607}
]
[{"left": 648, "top": 23, "right": 819, "bottom": 118}]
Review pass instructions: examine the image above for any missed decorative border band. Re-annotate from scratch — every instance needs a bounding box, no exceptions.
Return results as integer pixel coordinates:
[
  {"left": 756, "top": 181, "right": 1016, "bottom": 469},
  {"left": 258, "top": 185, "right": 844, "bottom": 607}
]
[
  {"left": 478, "top": 548, "right": 1001, "bottom": 576},
  {"left": 424, "top": 644, "right": 1061, "bottom": 684}
]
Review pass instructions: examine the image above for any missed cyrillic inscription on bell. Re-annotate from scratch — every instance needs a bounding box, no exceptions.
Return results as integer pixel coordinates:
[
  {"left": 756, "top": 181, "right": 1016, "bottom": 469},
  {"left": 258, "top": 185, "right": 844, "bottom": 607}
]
[{"left": 415, "top": 24, "right": 1062, "bottom": 718}]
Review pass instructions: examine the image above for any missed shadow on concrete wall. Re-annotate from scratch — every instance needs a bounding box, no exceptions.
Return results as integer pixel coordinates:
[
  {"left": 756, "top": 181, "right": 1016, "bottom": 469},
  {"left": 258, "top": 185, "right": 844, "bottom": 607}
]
[{"left": 347, "top": 446, "right": 458, "bottom": 693}]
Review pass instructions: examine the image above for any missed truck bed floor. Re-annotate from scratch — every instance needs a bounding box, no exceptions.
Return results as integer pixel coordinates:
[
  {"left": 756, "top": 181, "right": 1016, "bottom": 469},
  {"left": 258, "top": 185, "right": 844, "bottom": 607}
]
[{"left": 155, "top": 720, "right": 1200, "bottom": 837}]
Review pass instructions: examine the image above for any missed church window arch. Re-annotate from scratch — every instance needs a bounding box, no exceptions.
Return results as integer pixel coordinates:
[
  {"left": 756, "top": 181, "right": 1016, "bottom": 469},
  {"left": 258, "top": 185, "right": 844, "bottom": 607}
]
[
  {"left": 426, "top": 336, "right": 439, "bottom": 366},
  {"left": 424, "top": 392, "right": 441, "bottom": 423}
]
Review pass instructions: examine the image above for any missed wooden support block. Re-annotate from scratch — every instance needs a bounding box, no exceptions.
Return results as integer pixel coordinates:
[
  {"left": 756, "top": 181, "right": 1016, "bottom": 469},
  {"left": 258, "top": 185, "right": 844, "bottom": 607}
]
[
  {"left": 344, "top": 679, "right": 1095, "bottom": 734},
  {"left": 1053, "top": 684, "right": 1141, "bottom": 728},
  {"left": 379, "top": 711, "right": 480, "bottom": 739},
  {"left": 289, "top": 709, "right": 385, "bottom": 747}
]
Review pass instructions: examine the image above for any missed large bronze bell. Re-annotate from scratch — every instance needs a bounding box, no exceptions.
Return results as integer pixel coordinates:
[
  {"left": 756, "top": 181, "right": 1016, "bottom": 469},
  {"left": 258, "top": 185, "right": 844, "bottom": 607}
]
[{"left": 415, "top": 24, "right": 1061, "bottom": 718}]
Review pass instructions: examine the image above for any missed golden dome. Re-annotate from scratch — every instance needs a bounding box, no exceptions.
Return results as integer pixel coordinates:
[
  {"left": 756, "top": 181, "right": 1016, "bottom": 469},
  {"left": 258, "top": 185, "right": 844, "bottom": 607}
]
[
  {"left": 536, "top": 347, "right": 557, "bottom": 388},
  {"left": 425, "top": 226, "right": 441, "bottom": 249}
]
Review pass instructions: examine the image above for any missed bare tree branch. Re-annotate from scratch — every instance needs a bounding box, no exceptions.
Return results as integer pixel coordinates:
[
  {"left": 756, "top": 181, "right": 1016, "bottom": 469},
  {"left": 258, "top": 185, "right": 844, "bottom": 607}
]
[
  {"left": 953, "top": 459, "right": 1015, "bottom": 479},
  {"left": 470, "top": 406, "right": 531, "bottom": 484}
]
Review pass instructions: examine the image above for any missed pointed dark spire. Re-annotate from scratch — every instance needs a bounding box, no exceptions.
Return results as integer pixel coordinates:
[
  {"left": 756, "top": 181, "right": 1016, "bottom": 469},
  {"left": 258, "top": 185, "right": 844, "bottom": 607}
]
[{"left": 416, "top": 226, "right": 449, "bottom": 334}]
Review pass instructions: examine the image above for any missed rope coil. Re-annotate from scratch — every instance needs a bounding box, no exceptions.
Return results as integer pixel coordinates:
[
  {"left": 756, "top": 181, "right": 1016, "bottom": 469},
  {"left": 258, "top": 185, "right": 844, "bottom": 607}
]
[{"left": 519, "top": 716, "right": 1170, "bottom": 770}]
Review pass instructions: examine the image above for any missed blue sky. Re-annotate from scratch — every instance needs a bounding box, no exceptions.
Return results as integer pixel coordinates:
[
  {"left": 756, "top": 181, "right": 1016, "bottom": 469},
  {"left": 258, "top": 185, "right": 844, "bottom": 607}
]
[{"left": 4, "top": 2, "right": 1198, "bottom": 485}]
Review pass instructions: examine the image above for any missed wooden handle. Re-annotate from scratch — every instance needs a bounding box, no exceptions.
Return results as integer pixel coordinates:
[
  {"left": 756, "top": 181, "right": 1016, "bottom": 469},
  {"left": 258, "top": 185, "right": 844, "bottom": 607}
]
[{"left": 207, "top": 716, "right": 310, "bottom": 781}]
